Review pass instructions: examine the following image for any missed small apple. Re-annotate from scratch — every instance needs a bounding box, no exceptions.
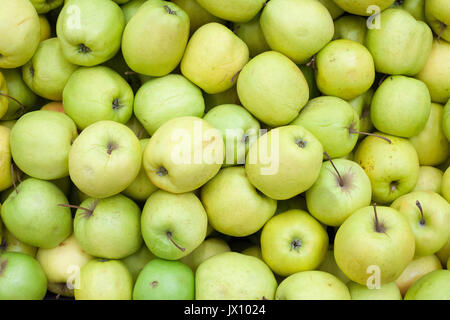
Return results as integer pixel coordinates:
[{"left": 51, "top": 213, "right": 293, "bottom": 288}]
[
  {"left": 333, "top": 15, "right": 367, "bottom": 44},
  {"left": 234, "top": 13, "right": 270, "bottom": 58},
  {"left": 404, "top": 270, "right": 450, "bottom": 300},
  {"left": 413, "top": 166, "right": 444, "bottom": 193},
  {"left": 121, "top": 245, "right": 155, "bottom": 282},
  {"left": 333, "top": 0, "right": 395, "bottom": 16},
  {"left": 172, "top": 0, "right": 224, "bottom": 34},
  {"left": 348, "top": 281, "right": 402, "bottom": 300},
  {"left": 425, "top": 0, "right": 450, "bottom": 42}
]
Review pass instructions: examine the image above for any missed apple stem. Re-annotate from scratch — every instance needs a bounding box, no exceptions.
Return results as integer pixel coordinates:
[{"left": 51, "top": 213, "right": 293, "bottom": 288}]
[
  {"left": 323, "top": 152, "right": 344, "bottom": 187},
  {"left": 0, "top": 92, "right": 25, "bottom": 113},
  {"left": 306, "top": 55, "right": 316, "bottom": 69},
  {"left": 231, "top": 70, "right": 241, "bottom": 83},
  {"left": 124, "top": 71, "right": 137, "bottom": 76},
  {"left": 58, "top": 204, "right": 93, "bottom": 215},
  {"left": 166, "top": 231, "right": 185, "bottom": 252},
  {"left": 437, "top": 21, "right": 446, "bottom": 42},
  {"left": 415, "top": 200, "right": 426, "bottom": 225},
  {"left": 349, "top": 124, "right": 392, "bottom": 144},
  {"left": 10, "top": 163, "right": 18, "bottom": 194},
  {"left": 164, "top": 5, "right": 177, "bottom": 15},
  {"left": 373, "top": 203, "right": 385, "bottom": 233}
]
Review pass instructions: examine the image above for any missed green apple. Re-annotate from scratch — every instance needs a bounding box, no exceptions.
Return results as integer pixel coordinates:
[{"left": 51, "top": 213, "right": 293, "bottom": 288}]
[
  {"left": 121, "top": 245, "right": 155, "bottom": 282},
  {"left": 1, "top": 178, "right": 73, "bottom": 248},
  {"left": 234, "top": 14, "right": 270, "bottom": 58},
  {"left": 195, "top": 0, "right": 265, "bottom": 23},
  {"left": 0, "top": 228, "right": 37, "bottom": 257},
  {"left": 39, "top": 14, "right": 51, "bottom": 41},
  {"left": 134, "top": 74, "right": 205, "bottom": 135},
  {"left": 125, "top": 116, "right": 150, "bottom": 140},
  {"left": 0, "top": 252, "right": 47, "bottom": 300},
  {"left": 371, "top": 76, "right": 431, "bottom": 138},
  {"left": 395, "top": 254, "right": 442, "bottom": 296},
  {"left": 391, "top": 191, "right": 450, "bottom": 256},
  {"left": 57, "top": 0, "right": 125, "bottom": 66},
  {"left": 442, "top": 167, "right": 450, "bottom": 202},
  {"left": 261, "top": 210, "right": 328, "bottom": 276},
  {"left": 416, "top": 39, "right": 450, "bottom": 104},
  {"left": 404, "top": 269, "right": 450, "bottom": 300},
  {"left": 74, "top": 195, "right": 142, "bottom": 259},
  {"left": 354, "top": 133, "right": 420, "bottom": 204},
  {"left": 172, "top": 0, "right": 224, "bottom": 34},
  {"left": 444, "top": 100, "right": 450, "bottom": 141},
  {"left": 141, "top": 190, "right": 208, "bottom": 260},
  {"left": 122, "top": 0, "right": 189, "bottom": 76},
  {"left": 133, "top": 259, "right": 194, "bottom": 300},
  {"left": 348, "top": 89, "right": 374, "bottom": 137},
  {"left": 334, "top": 205, "right": 415, "bottom": 285},
  {"left": 201, "top": 167, "right": 276, "bottom": 237},
  {"left": 196, "top": 252, "right": 277, "bottom": 300},
  {"left": 203, "top": 104, "right": 260, "bottom": 165},
  {"left": 204, "top": 86, "right": 240, "bottom": 111},
  {"left": 348, "top": 281, "right": 402, "bottom": 300},
  {"left": 275, "top": 195, "right": 308, "bottom": 214},
  {"left": 333, "top": 0, "right": 395, "bottom": 16},
  {"left": 10, "top": 110, "right": 78, "bottom": 180},
  {"left": 69, "top": 120, "right": 141, "bottom": 198},
  {"left": 245, "top": 125, "right": 323, "bottom": 200},
  {"left": 241, "top": 245, "right": 263, "bottom": 260},
  {"left": 317, "top": 249, "right": 350, "bottom": 284},
  {"left": 142, "top": 116, "right": 223, "bottom": 193},
  {"left": 276, "top": 271, "right": 350, "bottom": 300},
  {"left": 306, "top": 159, "right": 372, "bottom": 227},
  {"left": 23, "top": 38, "right": 78, "bottom": 101},
  {"left": 30, "top": 0, "right": 63, "bottom": 13},
  {"left": 260, "top": 0, "right": 334, "bottom": 64},
  {"left": 180, "top": 238, "right": 230, "bottom": 271},
  {"left": 299, "top": 64, "right": 321, "bottom": 100},
  {"left": 181, "top": 22, "right": 249, "bottom": 94},
  {"left": 425, "top": 0, "right": 450, "bottom": 42},
  {"left": 0, "top": 125, "right": 11, "bottom": 192},
  {"left": 237, "top": 51, "right": 309, "bottom": 127},
  {"left": 366, "top": 8, "right": 432, "bottom": 75},
  {"left": 318, "top": 0, "right": 345, "bottom": 19},
  {"left": 0, "top": 0, "right": 40, "bottom": 69},
  {"left": 75, "top": 259, "right": 133, "bottom": 300},
  {"left": 291, "top": 96, "right": 359, "bottom": 158},
  {"left": 395, "top": 0, "right": 425, "bottom": 21},
  {"left": 0, "top": 68, "right": 37, "bottom": 120},
  {"left": 121, "top": 0, "right": 146, "bottom": 24},
  {"left": 63, "top": 66, "right": 134, "bottom": 130},
  {"left": 413, "top": 166, "right": 443, "bottom": 193},
  {"left": 410, "top": 103, "right": 449, "bottom": 166},
  {"left": 333, "top": 16, "right": 367, "bottom": 44}
]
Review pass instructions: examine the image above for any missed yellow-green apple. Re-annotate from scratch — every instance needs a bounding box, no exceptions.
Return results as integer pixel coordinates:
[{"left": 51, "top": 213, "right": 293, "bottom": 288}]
[
  {"left": 142, "top": 116, "right": 223, "bottom": 193},
  {"left": 276, "top": 271, "right": 350, "bottom": 300},
  {"left": 354, "top": 133, "right": 420, "bottom": 204},
  {"left": 134, "top": 74, "right": 205, "bottom": 135},
  {"left": 57, "top": 0, "right": 125, "bottom": 66},
  {"left": 261, "top": 210, "right": 328, "bottom": 276},
  {"left": 181, "top": 22, "right": 249, "bottom": 94},
  {"left": 299, "top": 64, "right": 321, "bottom": 100},
  {"left": 333, "top": 16, "right": 367, "bottom": 44},
  {"left": 349, "top": 89, "right": 374, "bottom": 138},
  {"left": 133, "top": 259, "right": 194, "bottom": 300},
  {"left": 333, "top": 0, "right": 395, "bottom": 16},
  {"left": 260, "top": 0, "right": 334, "bottom": 64},
  {"left": 425, "top": 0, "right": 450, "bottom": 42},
  {"left": 30, "top": 0, "right": 63, "bottom": 13},
  {"left": 41, "top": 102, "right": 64, "bottom": 113},
  {"left": 241, "top": 245, "right": 263, "bottom": 260},
  {"left": 0, "top": 228, "right": 37, "bottom": 257},
  {"left": 141, "top": 190, "right": 207, "bottom": 260},
  {"left": 317, "top": 249, "right": 349, "bottom": 284},
  {"left": 0, "top": 125, "right": 11, "bottom": 192},
  {"left": 125, "top": 116, "right": 150, "bottom": 140},
  {"left": 0, "top": 0, "right": 40, "bottom": 69},
  {"left": 10, "top": 110, "right": 78, "bottom": 180},
  {"left": 444, "top": 100, "right": 449, "bottom": 141},
  {"left": 180, "top": 238, "right": 230, "bottom": 271},
  {"left": 201, "top": 167, "right": 276, "bottom": 237},
  {"left": 442, "top": 167, "right": 450, "bottom": 202},
  {"left": 0, "top": 252, "right": 47, "bottom": 300},
  {"left": 234, "top": 14, "right": 270, "bottom": 58},
  {"left": 172, "top": 0, "right": 224, "bottom": 34},
  {"left": 245, "top": 125, "right": 323, "bottom": 200},
  {"left": 348, "top": 281, "right": 402, "bottom": 300},
  {"left": 195, "top": 252, "right": 277, "bottom": 300},
  {"left": 195, "top": 0, "right": 266, "bottom": 23},
  {"left": 334, "top": 205, "right": 415, "bottom": 285},
  {"left": 204, "top": 86, "right": 240, "bottom": 111},
  {"left": 23, "top": 38, "right": 78, "bottom": 101},
  {"left": 410, "top": 103, "right": 449, "bottom": 165},
  {"left": 395, "top": 0, "right": 425, "bottom": 21},
  {"left": 318, "top": 0, "right": 345, "bottom": 19},
  {"left": 63, "top": 66, "right": 134, "bottom": 129},
  {"left": 121, "top": 245, "right": 155, "bottom": 282},
  {"left": 74, "top": 259, "right": 133, "bottom": 300},
  {"left": 404, "top": 270, "right": 450, "bottom": 299},
  {"left": 413, "top": 166, "right": 443, "bottom": 193},
  {"left": 121, "top": 0, "right": 146, "bottom": 24},
  {"left": 237, "top": 51, "right": 309, "bottom": 127},
  {"left": 1, "top": 178, "right": 72, "bottom": 248}
]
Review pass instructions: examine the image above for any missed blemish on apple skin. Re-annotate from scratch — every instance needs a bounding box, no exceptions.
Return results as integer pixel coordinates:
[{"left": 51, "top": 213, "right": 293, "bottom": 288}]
[
  {"left": 0, "top": 259, "right": 8, "bottom": 276},
  {"left": 151, "top": 281, "right": 158, "bottom": 288}
]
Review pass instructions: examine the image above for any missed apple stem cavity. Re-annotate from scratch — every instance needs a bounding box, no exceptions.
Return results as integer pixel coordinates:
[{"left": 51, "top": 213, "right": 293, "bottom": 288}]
[
  {"left": 372, "top": 203, "right": 386, "bottom": 233},
  {"left": 166, "top": 231, "right": 185, "bottom": 252},
  {"left": 323, "top": 152, "right": 344, "bottom": 187},
  {"left": 112, "top": 98, "right": 122, "bottom": 110},
  {"left": 415, "top": 200, "right": 426, "bottom": 226},
  {"left": 0, "top": 92, "right": 25, "bottom": 113},
  {"left": 348, "top": 123, "right": 392, "bottom": 144},
  {"left": 164, "top": 5, "right": 177, "bottom": 15}
]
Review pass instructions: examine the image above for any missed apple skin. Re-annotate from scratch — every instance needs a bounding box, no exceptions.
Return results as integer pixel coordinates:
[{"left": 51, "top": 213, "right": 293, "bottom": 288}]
[
  {"left": 0, "top": 228, "right": 37, "bottom": 257},
  {"left": 195, "top": 0, "right": 266, "bottom": 23},
  {"left": 181, "top": 23, "right": 249, "bottom": 94},
  {"left": 121, "top": 245, "right": 155, "bottom": 283},
  {"left": 180, "top": 238, "right": 230, "bottom": 271},
  {"left": 276, "top": 271, "right": 350, "bottom": 300},
  {"left": 0, "top": 252, "right": 47, "bottom": 300},
  {"left": 316, "top": 39, "right": 375, "bottom": 100},
  {"left": 74, "top": 259, "right": 133, "bottom": 300},
  {"left": 442, "top": 167, "right": 450, "bottom": 203},
  {"left": 348, "top": 281, "right": 402, "bottom": 300},
  {"left": 23, "top": 38, "right": 79, "bottom": 101},
  {"left": 425, "top": 0, "right": 450, "bottom": 42},
  {"left": 299, "top": 64, "right": 321, "bottom": 100},
  {"left": 0, "top": 72, "right": 7, "bottom": 118},
  {"left": 30, "top": 0, "right": 64, "bottom": 13},
  {"left": 334, "top": 206, "right": 415, "bottom": 285},
  {"left": 413, "top": 166, "right": 443, "bottom": 194},
  {"left": 241, "top": 245, "right": 263, "bottom": 260},
  {"left": 0, "top": 0, "right": 40, "bottom": 69},
  {"left": 318, "top": 0, "right": 345, "bottom": 19},
  {"left": 57, "top": 0, "right": 125, "bottom": 66},
  {"left": 133, "top": 259, "right": 195, "bottom": 300},
  {"left": 354, "top": 133, "right": 420, "bottom": 204},
  {"left": 195, "top": 252, "right": 277, "bottom": 300},
  {"left": 333, "top": 0, "right": 395, "bottom": 16},
  {"left": 291, "top": 96, "right": 359, "bottom": 158},
  {"left": 74, "top": 195, "right": 143, "bottom": 259},
  {"left": 141, "top": 190, "right": 208, "bottom": 260},
  {"left": 172, "top": 0, "right": 224, "bottom": 34},
  {"left": 69, "top": 120, "right": 142, "bottom": 198},
  {"left": 306, "top": 159, "right": 372, "bottom": 227},
  {"left": 134, "top": 74, "right": 205, "bottom": 135},
  {"left": 348, "top": 89, "right": 374, "bottom": 138},
  {"left": 415, "top": 39, "right": 450, "bottom": 104},
  {"left": 0, "top": 125, "right": 11, "bottom": 192},
  {"left": 317, "top": 249, "right": 350, "bottom": 284},
  {"left": 10, "top": 110, "right": 78, "bottom": 180},
  {"left": 396, "top": 0, "right": 426, "bottom": 21},
  {"left": 410, "top": 103, "right": 449, "bottom": 166},
  {"left": 39, "top": 15, "right": 51, "bottom": 41},
  {"left": 41, "top": 102, "right": 65, "bottom": 114},
  {"left": 204, "top": 86, "right": 241, "bottom": 112},
  {"left": 201, "top": 167, "right": 276, "bottom": 237},
  {"left": 237, "top": 51, "right": 309, "bottom": 127},
  {"left": 261, "top": 210, "right": 329, "bottom": 276},
  {"left": 404, "top": 270, "right": 450, "bottom": 300},
  {"left": 371, "top": 76, "right": 431, "bottom": 138},
  {"left": 125, "top": 116, "right": 150, "bottom": 140},
  {"left": 436, "top": 236, "right": 450, "bottom": 267},
  {"left": 444, "top": 100, "right": 450, "bottom": 141},
  {"left": 234, "top": 13, "right": 270, "bottom": 58},
  {"left": 391, "top": 191, "right": 450, "bottom": 257},
  {"left": 121, "top": 0, "right": 146, "bottom": 24},
  {"left": 333, "top": 16, "right": 367, "bottom": 44},
  {"left": 395, "top": 254, "right": 442, "bottom": 297}
]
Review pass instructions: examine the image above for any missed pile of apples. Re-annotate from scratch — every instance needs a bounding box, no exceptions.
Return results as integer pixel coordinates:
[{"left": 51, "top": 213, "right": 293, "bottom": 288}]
[{"left": 0, "top": 0, "right": 449, "bottom": 301}]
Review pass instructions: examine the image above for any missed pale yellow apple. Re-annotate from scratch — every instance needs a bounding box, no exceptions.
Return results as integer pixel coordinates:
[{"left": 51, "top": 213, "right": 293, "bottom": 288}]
[
  {"left": 413, "top": 166, "right": 443, "bottom": 194},
  {"left": 180, "top": 238, "right": 230, "bottom": 271}
]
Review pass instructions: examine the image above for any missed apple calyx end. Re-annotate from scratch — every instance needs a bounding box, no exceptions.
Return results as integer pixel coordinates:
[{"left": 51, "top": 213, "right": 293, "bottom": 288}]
[
  {"left": 290, "top": 238, "right": 302, "bottom": 252},
  {"left": 106, "top": 142, "right": 117, "bottom": 155},
  {"left": 156, "top": 166, "right": 168, "bottom": 177},
  {"left": 295, "top": 138, "right": 307, "bottom": 148},
  {"left": 78, "top": 44, "right": 91, "bottom": 54},
  {"left": 151, "top": 281, "right": 158, "bottom": 288}
]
